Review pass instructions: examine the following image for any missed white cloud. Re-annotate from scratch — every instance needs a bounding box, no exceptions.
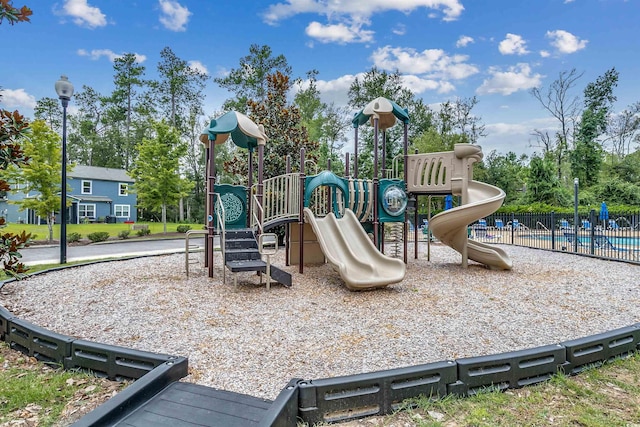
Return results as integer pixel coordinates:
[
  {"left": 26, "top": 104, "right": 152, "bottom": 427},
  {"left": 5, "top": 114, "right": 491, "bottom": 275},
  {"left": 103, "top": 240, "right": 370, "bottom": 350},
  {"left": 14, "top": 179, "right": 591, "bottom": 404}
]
[
  {"left": 263, "top": 0, "right": 464, "bottom": 24},
  {"left": 476, "top": 63, "right": 543, "bottom": 96},
  {"left": 0, "top": 88, "right": 37, "bottom": 111},
  {"left": 546, "top": 30, "right": 588, "bottom": 54},
  {"left": 392, "top": 24, "right": 406, "bottom": 36},
  {"left": 77, "top": 49, "right": 147, "bottom": 63},
  {"left": 188, "top": 60, "right": 209, "bottom": 75},
  {"left": 59, "top": 0, "right": 106, "bottom": 29},
  {"left": 498, "top": 33, "right": 529, "bottom": 55},
  {"left": 539, "top": 50, "right": 550, "bottom": 58},
  {"left": 456, "top": 35, "right": 474, "bottom": 48},
  {"left": 158, "top": 0, "right": 191, "bottom": 32},
  {"left": 305, "top": 21, "right": 374, "bottom": 44},
  {"left": 371, "top": 45, "right": 479, "bottom": 80},
  {"left": 401, "top": 75, "right": 455, "bottom": 94}
]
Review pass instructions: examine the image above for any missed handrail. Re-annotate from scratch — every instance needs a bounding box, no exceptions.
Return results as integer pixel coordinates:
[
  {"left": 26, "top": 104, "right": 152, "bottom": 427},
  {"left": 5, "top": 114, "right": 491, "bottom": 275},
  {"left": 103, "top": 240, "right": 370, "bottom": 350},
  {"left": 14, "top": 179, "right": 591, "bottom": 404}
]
[
  {"left": 214, "top": 193, "right": 226, "bottom": 283},
  {"left": 252, "top": 193, "right": 264, "bottom": 235},
  {"left": 184, "top": 229, "right": 207, "bottom": 277},
  {"left": 536, "top": 221, "right": 549, "bottom": 231},
  {"left": 258, "top": 233, "right": 278, "bottom": 290},
  {"left": 251, "top": 173, "right": 301, "bottom": 228}
]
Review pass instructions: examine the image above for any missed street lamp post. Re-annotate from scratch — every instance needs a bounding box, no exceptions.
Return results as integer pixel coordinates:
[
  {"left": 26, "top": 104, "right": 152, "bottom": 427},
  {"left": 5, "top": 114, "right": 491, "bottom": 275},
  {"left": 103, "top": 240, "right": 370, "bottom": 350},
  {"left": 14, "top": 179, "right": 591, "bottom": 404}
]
[
  {"left": 55, "top": 75, "right": 74, "bottom": 264},
  {"left": 573, "top": 177, "right": 579, "bottom": 253}
]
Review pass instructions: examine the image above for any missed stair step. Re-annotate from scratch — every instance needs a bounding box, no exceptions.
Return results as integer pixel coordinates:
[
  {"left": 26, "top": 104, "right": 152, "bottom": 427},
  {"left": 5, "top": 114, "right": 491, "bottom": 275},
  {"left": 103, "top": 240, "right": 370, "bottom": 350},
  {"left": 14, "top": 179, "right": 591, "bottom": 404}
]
[
  {"left": 226, "top": 259, "right": 267, "bottom": 272},
  {"left": 224, "top": 248, "right": 262, "bottom": 261},
  {"left": 225, "top": 229, "right": 255, "bottom": 240},
  {"left": 225, "top": 238, "right": 259, "bottom": 250}
]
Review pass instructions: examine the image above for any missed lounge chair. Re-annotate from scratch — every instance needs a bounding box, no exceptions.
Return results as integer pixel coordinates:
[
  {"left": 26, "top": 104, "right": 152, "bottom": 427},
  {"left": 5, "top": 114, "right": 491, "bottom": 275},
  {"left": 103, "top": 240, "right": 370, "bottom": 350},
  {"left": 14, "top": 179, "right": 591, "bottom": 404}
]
[
  {"left": 593, "top": 234, "right": 640, "bottom": 259},
  {"left": 559, "top": 219, "right": 570, "bottom": 230},
  {"left": 581, "top": 219, "right": 592, "bottom": 230},
  {"left": 563, "top": 232, "right": 586, "bottom": 248},
  {"left": 495, "top": 219, "right": 505, "bottom": 230},
  {"left": 478, "top": 219, "right": 487, "bottom": 228},
  {"left": 608, "top": 219, "right": 621, "bottom": 230}
]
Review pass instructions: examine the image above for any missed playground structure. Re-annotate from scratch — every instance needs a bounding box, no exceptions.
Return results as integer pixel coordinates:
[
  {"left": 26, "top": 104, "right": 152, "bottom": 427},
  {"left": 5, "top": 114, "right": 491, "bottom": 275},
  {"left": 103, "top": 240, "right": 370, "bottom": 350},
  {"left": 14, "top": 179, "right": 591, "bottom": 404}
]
[
  {"left": 3, "top": 101, "right": 640, "bottom": 427},
  {"left": 197, "top": 97, "right": 512, "bottom": 289}
]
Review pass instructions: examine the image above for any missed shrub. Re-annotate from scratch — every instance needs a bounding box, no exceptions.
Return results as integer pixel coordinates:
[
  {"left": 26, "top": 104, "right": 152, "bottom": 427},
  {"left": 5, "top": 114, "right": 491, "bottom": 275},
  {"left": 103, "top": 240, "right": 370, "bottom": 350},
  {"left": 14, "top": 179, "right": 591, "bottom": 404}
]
[
  {"left": 176, "top": 225, "right": 191, "bottom": 233},
  {"left": 118, "top": 230, "right": 130, "bottom": 240},
  {"left": 67, "top": 232, "right": 82, "bottom": 243},
  {"left": 87, "top": 231, "right": 110, "bottom": 243},
  {"left": 136, "top": 227, "right": 151, "bottom": 237}
]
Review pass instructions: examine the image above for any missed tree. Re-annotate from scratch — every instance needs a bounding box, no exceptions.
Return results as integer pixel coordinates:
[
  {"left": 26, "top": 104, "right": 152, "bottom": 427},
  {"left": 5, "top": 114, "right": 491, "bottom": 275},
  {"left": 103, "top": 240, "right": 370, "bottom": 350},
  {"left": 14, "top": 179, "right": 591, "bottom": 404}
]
[
  {"left": 215, "top": 44, "right": 291, "bottom": 113},
  {"left": 152, "top": 46, "right": 208, "bottom": 134},
  {"left": 435, "top": 96, "right": 486, "bottom": 146},
  {"left": 0, "top": 2, "right": 34, "bottom": 276},
  {"left": 526, "top": 154, "right": 569, "bottom": 206},
  {"left": 348, "top": 67, "right": 433, "bottom": 177},
  {"left": 294, "top": 71, "right": 349, "bottom": 174},
  {"left": 0, "top": 108, "right": 31, "bottom": 275},
  {"left": 318, "top": 102, "right": 350, "bottom": 173},
  {"left": 131, "top": 121, "right": 193, "bottom": 233},
  {"left": 250, "top": 71, "right": 318, "bottom": 179},
  {"left": 3, "top": 120, "right": 69, "bottom": 242},
  {"left": 0, "top": 0, "right": 31, "bottom": 24},
  {"left": 67, "top": 85, "right": 107, "bottom": 166},
  {"left": 34, "top": 97, "right": 62, "bottom": 130},
  {"left": 106, "top": 53, "right": 148, "bottom": 169},
  {"left": 571, "top": 68, "right": 619, "bottom": 186},
  {"left": 605, "top": 102, "right": 640, "bottom": 158},
  {"left": 481, "top": 150, "right": 527, "bottom": 204},
  {"left": 530, "top": 68, "right": 583, "bottom": 180}
]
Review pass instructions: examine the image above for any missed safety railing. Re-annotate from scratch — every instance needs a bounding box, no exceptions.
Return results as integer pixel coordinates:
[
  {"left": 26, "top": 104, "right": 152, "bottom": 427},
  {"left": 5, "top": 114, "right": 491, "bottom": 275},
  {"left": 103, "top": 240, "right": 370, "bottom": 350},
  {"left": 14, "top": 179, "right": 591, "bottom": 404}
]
[
  {"left": 214, "top": 193, "right": 225, "bottom": 278},
  {"left": 184, "top": 229, "right": 207, "bottom": 277},
  {"left": 251, "top": 173, "right": 300, "bottom": 229}
]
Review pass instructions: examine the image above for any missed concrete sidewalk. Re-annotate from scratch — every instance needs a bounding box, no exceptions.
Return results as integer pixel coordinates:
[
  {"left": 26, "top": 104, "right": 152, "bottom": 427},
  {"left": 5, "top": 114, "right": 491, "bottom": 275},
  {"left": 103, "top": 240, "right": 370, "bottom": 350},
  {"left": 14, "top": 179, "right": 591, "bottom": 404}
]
[{"left": 19, "top": 236, "right": 207, "bottom": 266}]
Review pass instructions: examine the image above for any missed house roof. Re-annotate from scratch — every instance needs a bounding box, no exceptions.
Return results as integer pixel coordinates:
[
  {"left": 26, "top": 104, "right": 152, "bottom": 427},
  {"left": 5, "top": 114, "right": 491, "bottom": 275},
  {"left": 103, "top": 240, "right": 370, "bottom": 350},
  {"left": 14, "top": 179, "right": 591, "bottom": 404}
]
[
  {"left": 74, "top": 195, "right": 113, "bottom": 203},
  {"left": 68, "top": 165, "right": 133, "bottom": 183}
]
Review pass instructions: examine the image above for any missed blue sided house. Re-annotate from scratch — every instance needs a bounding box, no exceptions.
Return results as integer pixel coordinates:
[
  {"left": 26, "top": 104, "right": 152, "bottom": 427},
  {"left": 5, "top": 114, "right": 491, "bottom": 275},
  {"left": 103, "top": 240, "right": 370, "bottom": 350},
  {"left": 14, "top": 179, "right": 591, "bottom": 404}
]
[{"left": 0, "top": 165, "right": 137, "bottom": 224}]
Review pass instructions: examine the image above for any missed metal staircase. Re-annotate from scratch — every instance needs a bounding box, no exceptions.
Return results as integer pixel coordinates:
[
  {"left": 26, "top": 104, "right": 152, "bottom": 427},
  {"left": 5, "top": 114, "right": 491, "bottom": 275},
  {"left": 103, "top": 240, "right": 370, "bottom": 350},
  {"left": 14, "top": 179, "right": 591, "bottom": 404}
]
[{"left": 224, "top": 228, "right": 292, "bottom": 288}]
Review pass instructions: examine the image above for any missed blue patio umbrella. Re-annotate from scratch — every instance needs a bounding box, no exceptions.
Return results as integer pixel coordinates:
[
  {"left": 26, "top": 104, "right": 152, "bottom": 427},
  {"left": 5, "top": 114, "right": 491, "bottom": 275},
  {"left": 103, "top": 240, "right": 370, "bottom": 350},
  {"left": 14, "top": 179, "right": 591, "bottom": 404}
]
[
  {"left": 444, "top": 195, "right": 453, "bottom": 210},
  {"left": 599, "top": 201, "right": 609, "bottom": 228}
]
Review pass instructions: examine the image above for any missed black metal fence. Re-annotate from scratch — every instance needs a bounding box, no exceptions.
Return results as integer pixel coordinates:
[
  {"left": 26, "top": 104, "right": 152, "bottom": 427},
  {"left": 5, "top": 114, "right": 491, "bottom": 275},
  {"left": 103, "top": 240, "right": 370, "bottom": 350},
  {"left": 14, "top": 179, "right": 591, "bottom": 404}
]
[{"left": 471, "top": 211, "right": 640, "bottom": 263}]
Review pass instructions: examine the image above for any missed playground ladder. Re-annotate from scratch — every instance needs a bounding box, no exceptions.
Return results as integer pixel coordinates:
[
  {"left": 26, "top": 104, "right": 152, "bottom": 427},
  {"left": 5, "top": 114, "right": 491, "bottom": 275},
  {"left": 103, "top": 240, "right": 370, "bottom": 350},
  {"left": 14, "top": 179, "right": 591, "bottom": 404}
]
[{"left": 224, "top": 228, "right": 292, "bottom": 288}]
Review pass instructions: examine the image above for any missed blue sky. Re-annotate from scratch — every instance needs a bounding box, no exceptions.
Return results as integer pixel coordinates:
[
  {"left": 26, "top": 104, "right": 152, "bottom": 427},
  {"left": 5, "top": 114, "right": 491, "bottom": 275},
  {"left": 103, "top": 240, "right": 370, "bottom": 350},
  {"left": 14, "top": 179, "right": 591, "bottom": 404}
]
[{"left": 1, "top": 0, "right": 639, "bottom": 157}]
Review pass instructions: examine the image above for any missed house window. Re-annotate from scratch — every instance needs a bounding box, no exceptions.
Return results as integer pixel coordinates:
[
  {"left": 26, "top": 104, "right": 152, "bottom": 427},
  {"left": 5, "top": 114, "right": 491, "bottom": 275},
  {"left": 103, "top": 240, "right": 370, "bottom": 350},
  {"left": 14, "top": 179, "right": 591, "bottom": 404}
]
[
  {"left": 119, "top": 183, "right": 128, "bottom": 196},
  {"left": 79, "top": 203, "right": 96, "bottom": 219},
  {"left": 82, "top": 180, "right": 92, "bottom": 194},
  {"left": 114, "top": 204, "right": 130, "bottom": 218}
]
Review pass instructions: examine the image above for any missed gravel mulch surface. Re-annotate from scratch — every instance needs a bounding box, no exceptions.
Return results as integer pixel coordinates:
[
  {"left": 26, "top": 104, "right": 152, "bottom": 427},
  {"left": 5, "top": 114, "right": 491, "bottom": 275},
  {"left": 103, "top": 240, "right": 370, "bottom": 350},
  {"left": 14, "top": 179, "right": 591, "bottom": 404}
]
[{"left": 1, "top": 243, "right": 639, "bottom": 401}]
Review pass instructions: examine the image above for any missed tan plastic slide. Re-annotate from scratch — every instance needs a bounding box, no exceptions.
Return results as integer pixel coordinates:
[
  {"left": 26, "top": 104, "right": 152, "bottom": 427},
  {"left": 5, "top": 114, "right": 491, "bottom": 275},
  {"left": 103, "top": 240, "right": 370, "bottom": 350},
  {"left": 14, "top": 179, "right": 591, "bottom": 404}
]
[
  {"left": 303, "top": 208, "right": 406, "bottom": 290},
  {"left": 429, "top": 180, "right": 513, "bottom": 270}
]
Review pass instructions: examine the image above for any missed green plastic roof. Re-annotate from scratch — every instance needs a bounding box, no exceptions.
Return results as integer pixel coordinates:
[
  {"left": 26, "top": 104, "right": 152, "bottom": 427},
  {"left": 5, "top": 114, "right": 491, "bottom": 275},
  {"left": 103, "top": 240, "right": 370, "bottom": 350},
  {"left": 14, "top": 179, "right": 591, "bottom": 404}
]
[{"left": 201, "top": 111, "right": 261, "bottom": 150}]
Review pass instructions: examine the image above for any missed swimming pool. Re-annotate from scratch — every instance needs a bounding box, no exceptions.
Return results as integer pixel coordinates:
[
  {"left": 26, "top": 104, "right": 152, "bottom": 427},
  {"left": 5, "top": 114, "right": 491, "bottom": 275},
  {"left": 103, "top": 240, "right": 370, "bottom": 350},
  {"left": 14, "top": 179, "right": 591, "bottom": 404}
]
[{"left": 517, "top": 233, "right": 640, "bottom": 247}]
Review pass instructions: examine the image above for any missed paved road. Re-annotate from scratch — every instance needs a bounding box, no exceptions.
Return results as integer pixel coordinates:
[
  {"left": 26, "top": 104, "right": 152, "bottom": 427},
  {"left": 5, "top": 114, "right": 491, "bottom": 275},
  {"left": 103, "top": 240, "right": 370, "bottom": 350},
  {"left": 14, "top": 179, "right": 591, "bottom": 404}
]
[{"left": 19, "top": 236, "right": 207, "bottom": 266}]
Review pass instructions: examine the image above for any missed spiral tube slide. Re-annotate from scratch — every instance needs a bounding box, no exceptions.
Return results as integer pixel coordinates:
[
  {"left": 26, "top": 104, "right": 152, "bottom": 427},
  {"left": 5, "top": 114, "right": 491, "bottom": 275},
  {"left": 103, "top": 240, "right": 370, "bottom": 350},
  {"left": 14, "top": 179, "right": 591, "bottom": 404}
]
[{"left": 429, "top": 180, "right": 513, "bottom": 270}]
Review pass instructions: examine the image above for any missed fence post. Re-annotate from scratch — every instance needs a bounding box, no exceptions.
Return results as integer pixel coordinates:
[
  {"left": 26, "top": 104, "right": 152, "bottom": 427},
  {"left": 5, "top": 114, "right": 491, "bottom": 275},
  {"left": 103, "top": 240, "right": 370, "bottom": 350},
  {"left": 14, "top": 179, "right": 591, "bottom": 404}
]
[
  {"left": 511, "top": 212, "right": 515, "bottom": 244},
  {"left": 551, "top": 211, "right": 555, "bottom": 250},
  {"left": 589, "top": 209, "right": 596, "bottom": 255}
]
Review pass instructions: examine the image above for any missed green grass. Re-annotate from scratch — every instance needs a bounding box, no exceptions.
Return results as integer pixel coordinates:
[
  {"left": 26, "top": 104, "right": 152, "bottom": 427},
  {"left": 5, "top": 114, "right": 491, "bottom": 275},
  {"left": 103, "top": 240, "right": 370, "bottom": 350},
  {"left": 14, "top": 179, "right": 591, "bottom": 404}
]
[
  {"left": 2, "top": 221, "right": 204, "bottom": 241},
  {"left": 392, "top": 353, "right": 640, "bottom": 426},
  {"left": 0, "top": 342, "right": 125, "bottom": 426}
]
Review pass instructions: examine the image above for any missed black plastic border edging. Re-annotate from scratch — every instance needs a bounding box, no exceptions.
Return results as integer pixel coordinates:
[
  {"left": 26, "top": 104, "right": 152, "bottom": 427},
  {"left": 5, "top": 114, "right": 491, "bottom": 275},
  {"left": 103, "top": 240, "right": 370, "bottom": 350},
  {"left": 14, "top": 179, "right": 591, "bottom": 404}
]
[
  {"left": 71, "top": 356, "right": 188, "bottom": 427},
  {"left": 2, "top": 256, "right": 640, "bottom": 426},
  {"left": 0, "top": 304, "right": 14, "bottom": 341},
  {"left": 294, "top": 325, "right": 640, "bottom": 425},
  {"left": 258, "top": 378, "right": 302, "bottom": 427}
]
